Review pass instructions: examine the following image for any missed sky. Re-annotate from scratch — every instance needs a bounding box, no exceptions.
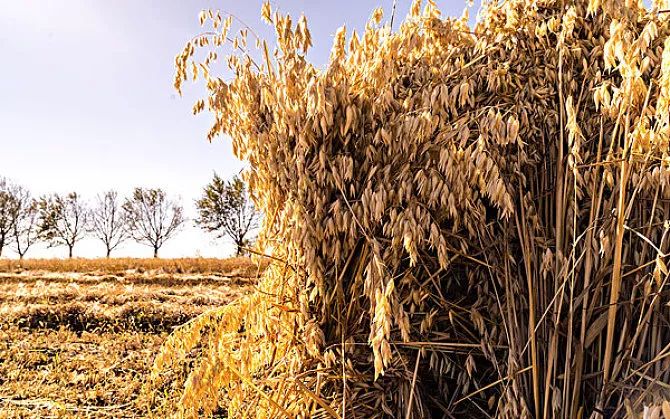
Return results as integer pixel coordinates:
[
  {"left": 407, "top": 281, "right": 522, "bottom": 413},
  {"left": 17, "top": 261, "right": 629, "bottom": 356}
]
[{"left": 0, "top": 0, "right": 475, "bottom": 259}]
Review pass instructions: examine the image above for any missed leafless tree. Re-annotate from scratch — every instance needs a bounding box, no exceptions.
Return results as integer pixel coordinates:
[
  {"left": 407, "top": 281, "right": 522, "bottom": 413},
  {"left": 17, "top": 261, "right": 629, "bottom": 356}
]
[
  {"left": 123, "top": 188, "right": 184, "bottom": 258},
  {"left": 11, "top": 187, "right": 40, "bottom": 260},
  {"left": 39, "top": 192, "right": 89, "bottom": 258},
  {"left": 0, "top": 178, "right": 20, "bottom": 257},
  {"left": 195, "top": 174, "right": 259, "bottom": 256},
  {"left": 91, "top": 190, "right": 129, "bottom": 257}
]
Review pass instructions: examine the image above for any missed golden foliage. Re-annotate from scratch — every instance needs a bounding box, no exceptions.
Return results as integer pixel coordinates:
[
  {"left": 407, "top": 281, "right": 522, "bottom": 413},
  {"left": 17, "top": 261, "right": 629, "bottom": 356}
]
[{"left": 159, "top": 0, "right": 670, "bottom": 417}]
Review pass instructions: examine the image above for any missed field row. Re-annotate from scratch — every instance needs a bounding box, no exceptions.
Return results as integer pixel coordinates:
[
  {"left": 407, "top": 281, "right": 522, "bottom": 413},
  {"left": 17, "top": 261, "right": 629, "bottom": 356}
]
[
  {"left": 0, "top": 257, "right": 266, "bottom": 275},
  {"left": 0, "top": 266, "right": 253, "bottom": 417}
]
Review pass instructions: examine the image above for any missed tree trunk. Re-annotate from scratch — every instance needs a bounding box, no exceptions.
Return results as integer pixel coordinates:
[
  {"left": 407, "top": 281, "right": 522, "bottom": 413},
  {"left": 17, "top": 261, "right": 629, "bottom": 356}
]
[
  {"left": 68, "top": 245, "right": 73, "bottom": 259},
  {"left": 153, "top": 246, "right": 159, "bottom": 258},
  {"left": 0, "top": 236, "right": 4, "bottom": 257},
  {"left": 106, "top": 248, "right": 112, "bottom": 258}
]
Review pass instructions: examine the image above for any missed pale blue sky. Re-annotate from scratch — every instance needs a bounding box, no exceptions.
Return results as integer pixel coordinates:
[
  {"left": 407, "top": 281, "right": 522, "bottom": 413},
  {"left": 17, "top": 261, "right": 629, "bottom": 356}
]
[{"left": 0, "top": 0, "right": 475, "bottom": 258}]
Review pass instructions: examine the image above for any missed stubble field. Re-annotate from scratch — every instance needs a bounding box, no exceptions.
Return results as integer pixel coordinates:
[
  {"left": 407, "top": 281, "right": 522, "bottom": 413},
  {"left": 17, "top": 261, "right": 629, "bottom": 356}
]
[{"left": 0, "top": 258, "right": 262, "bottom": 418}]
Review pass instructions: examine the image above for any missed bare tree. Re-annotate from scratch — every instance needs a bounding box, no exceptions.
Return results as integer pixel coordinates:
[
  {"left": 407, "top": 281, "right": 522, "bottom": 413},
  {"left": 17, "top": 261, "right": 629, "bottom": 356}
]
[
  {"left": 91, "top": 190, "right": 129, "bottom": 257},
  {"left": 11, "top": 187, "right": 40, "bottom": 260},
  {"left": 123, "top": 188, "right": 184, "bottom": 258},
  {"left": 0, "top": 178, "right": 20, "bottom": 257},
  {"left": 195, "top": 174, "right": 259, "bottom": 256},
  {"left": 39, "top": 192, "right": 88, "bottom": 258}
]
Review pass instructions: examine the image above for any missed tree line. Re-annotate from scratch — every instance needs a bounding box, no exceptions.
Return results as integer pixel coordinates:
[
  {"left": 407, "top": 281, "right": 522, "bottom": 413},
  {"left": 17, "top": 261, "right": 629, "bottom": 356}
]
[{"left": 0, "top": 174, "right": 259, "bottom": 259}]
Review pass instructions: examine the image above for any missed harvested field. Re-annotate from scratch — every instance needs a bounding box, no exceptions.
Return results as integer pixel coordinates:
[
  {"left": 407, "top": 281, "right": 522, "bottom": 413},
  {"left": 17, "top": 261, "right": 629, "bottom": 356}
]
[
  {"left": 0, "top": 257, "right": 265, "bottom": 276},
  {"left": 0, "top": 262, "right": 257, "bottom": 418}
]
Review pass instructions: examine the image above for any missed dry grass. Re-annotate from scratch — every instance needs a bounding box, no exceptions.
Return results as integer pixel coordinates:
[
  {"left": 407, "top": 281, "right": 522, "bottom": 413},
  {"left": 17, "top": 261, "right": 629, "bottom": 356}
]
[
  {"left": 156, "top": 0, "right": 670, "bottom": 417},
  {"left": 0, "top": 257, "right": 266, "bottom": 276},
  {"left": 1, "top": 328, "right": 167, "bottom": 418},
  {"left": 0, "top": 261, "right": 256, "bottom": 418}
]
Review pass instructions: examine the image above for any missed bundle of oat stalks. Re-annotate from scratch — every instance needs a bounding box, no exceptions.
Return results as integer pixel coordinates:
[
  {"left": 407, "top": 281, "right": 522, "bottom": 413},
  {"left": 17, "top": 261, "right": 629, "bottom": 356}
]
[{"left": 152, "top": 0, "right": 670, "bottom": 417}]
